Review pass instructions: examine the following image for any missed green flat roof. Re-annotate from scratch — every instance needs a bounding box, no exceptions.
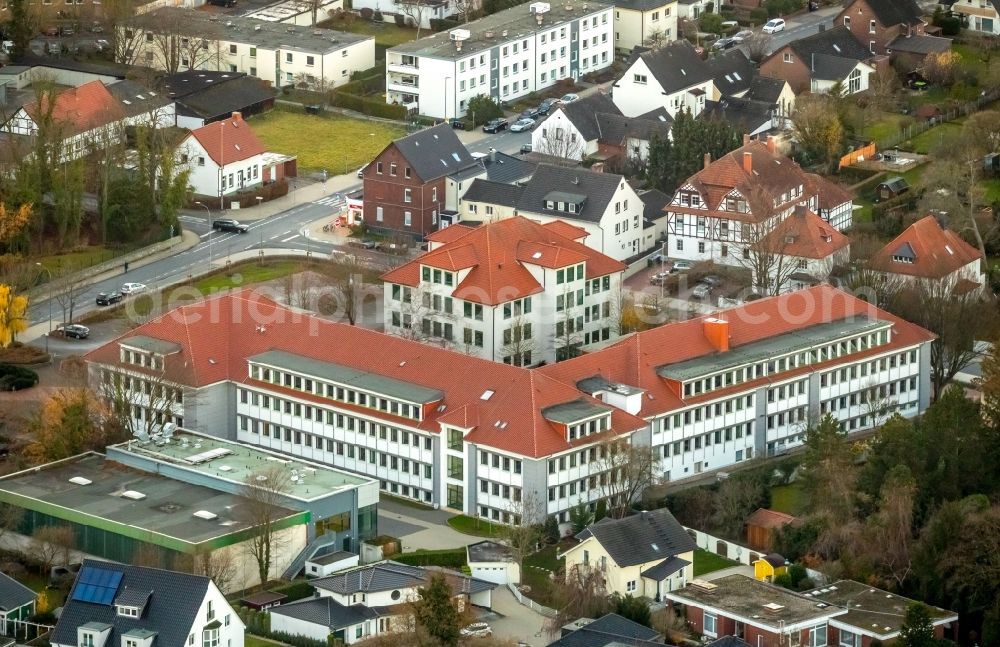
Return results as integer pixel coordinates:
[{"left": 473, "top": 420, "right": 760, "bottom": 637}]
[
  {"left": 250, "top": 349, "right": 444, "bottom": 404},
  {"left": 113, "top": 430, "right": 370, "bottom": 497},
  {"left": 122, "top": 629, "right": 158, "bottom": 639},
  {"left": 0, "top": 454, "right": 305, "bottom": 552},
  {"left": 120, "top": 335, "right": 182, "bottom": 355},
  {"left": 542, "top": 399, "right": 610, "bottom": 424},
  {"left": 657, "top": 317, "right": 889, "bottom": 382}
]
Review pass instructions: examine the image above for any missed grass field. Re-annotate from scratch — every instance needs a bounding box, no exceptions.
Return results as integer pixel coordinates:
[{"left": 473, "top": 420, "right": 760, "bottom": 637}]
[
  {"left": 899, "top": 122, "right": 961, "bottom": 155},
  {"left": 522, "top": 545, "right": 564, "bottom": 608},
  {"left": 770, "top": 483, "right": 807, "bottom": 516},
  {"left": 36, "top": 246, "right": 123, "bottom": 275},
  {"left": 693, "top": 548, "right": 739, "bottom": 576},
  {"left": 245, "top": 636, "right": 288, "bottom": 647},
  {"left": 447, "top": 515, "right": 505, "bottom": 537},
  {"left": 319, "top": 17, "right": 419, "bottom": 47},
  {"left": 249, "top": 108, "right": 404, "bottom": 174}
]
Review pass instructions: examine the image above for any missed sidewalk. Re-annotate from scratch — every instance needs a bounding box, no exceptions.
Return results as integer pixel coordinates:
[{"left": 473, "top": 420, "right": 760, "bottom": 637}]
[{"left": 182, "top": 173, "right": 360, "bottom": 223}]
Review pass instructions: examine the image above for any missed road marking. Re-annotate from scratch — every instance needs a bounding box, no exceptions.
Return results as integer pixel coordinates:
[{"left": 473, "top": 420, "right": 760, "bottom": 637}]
[
  {"left": 281, "top": 234, "right": 300, "bottom": 243},
  {"left": 314, "top": 195, "right": 344, "bottom": 206},
  {"left": 179, "top": 215, "right": 203, "bottom": 224},
  {"left": 199, "top": 231, "right": 212, "bottom": 239}
]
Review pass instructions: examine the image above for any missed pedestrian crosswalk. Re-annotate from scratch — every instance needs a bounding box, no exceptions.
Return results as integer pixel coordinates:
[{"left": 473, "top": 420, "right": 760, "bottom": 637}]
[{"left": 313, "top": 195, "right": 344, "bottom": 207}]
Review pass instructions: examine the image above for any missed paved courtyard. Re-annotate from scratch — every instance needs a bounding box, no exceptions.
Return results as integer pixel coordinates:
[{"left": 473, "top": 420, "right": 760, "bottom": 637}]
[{"left": 376, "top": 499, "right": 473, "bottom": 551}]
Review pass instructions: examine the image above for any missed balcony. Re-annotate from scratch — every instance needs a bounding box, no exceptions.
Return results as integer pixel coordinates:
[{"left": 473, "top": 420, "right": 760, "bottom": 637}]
[
  {"left": 387, "top": 56, "right": 419, "bottom": 73},
  {"left": 387, "top": 74, "right": 420, "bottom": 92}
]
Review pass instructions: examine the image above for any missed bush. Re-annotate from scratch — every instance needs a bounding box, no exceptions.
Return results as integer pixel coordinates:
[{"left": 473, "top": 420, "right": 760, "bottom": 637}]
[
  {"left": 359, "top": 7, "right": 374, "bottom": 19},
  {"left": 750, "top": 7, "right": 769, "bottom": 23},
  {"left": 466, "top": 94, "right": 504, "bottom": 123},
  {"left": 273, "top": 580, "right": 318, "bottom": 602},
  {"left": 394, "top": 548, "right": 467, "bottom": 569},
  {"left": 699, "top": 12, "right": 724, "bottom": 34},
  {"left": 331, "top": 92, "right": 408, "bottom": 119},
  {"left": 0, "top": 363, "right": 38, "bottom": 391}
]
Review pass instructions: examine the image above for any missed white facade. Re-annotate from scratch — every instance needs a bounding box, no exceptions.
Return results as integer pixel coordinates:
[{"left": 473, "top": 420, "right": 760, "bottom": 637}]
[
  {"left": 612, "top": 56, "right": 712, "bottom": 118},
  {"left": 613, "top": 0, "right": 678, "bottom": 53},
  {"left": 531, "top": 107, "right": 593, "bottom": 160},
  {"left": 811, "top": 61, "right": 874, "bottom": 95},
  {"left": 306, "top": 552, "right": 360, "bottom": 577},
  {"left": 952, "top": 0, "right": 1000, "bottom": 35},
  {"left": 780, "top": 248, "right": 851, "bottom": 294},
  {"left": 385, "top": 2, "right": 615, "bottom": 118},
  {"left": 177, "top": 135, "right": 268, "bottom": 198},
  {"left": 350, "top": 0, "right": 455, "bottom": 29},
  {"left": 468, "top": 559, "right": 520, "bottom": 585}
]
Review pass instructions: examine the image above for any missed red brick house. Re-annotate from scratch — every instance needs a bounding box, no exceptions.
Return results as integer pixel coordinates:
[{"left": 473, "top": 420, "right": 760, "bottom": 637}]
[
  {"left": 362, "top": 123, "right": 476, "bottom": 241},
  {"left": 759, "top": 26, "right": 874, "bottom": 95},
  {"left": 835, "top": 0, "right": 926, "bottom": 56}
]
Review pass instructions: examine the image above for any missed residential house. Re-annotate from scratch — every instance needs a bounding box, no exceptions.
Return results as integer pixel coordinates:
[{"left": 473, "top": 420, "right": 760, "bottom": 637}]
[
  {"left": 664, "top": 137, "right": 854, "bottom": 270},
  {"left": 702, "top": 97, "right": 777, "bottom": 138},
  {"left": 384, "top": 1, "right": 615, "bottom": 119},
  {"left": 49, "top": 559, "right": 245, "bottom": 647},
  {"left": 867, "top": 214, "right": 985, "bottom": 294},
  {"left": 532, "top": 92, "right": 672, "bottom": 162},
  {"left": 162, "top": 70, "right": 277, "bottom": 129},
  {"left": 176, "top": 111, "right": 297, "bottom": 202},
  {"left": 885, "top": 32, "right": 952, "bottom": 69},
  {"left": 613, "top": 0, "right": 679, "bottom": 53},
  {"left": 804, "top": 173, "right": 854, "bottom": 230},
  {"left": 106, "top": 80, "right": 177, "bottom": 129},
  {"left": 127, "top": 8, "right": 375, "bottom": 90},
  {"left": 239, "top": 591, "right": 288, "bottom": 611},
  {"left": 306, "top": 551, "right": 360, "bottom": 578},
  {"left": 350, "top": 0, "right": 456, "bottom": 30},
  {"left": 835, "top": 0, "right": 926, "bottom": 56},
  {"left": 759, "top": 205, "right": 851, "bottom": 294},
  {"left": 84, "top": 285, "right": 933, "bottom": 523},
  {"left": 562, "top": 509, "right": 695, "bottom": 601},
  {"left": 443, "top": 149, "right": 536, "bottom": 222},
  {"left": 0, "top": 571, "right": 36, "bottom": 633},
  {"left": 466, "top": 540, "right": 520, "bottom": 585},
  {"left": 1, "top": 81, "right": 127, "bottom": 161},
  {"left": 742, "top": 76, "right": 796, "bottom": 127},
  {"left": 549, "top": 614, "right": 666, "bottom": 647},
  {"left": 759, "top": 25, "right": 874, "bottom": 95},
  {"left": 676, "top": 0, "right": 711, "bottom": 20},
  {"left": 744, "top": 508, "right": 797, "bottom": 552},
  {"left": 363, "top": 123, "right": 476, "bottom": 241},
  {"left": 707, "top": 49, "right": 756, "bottom": 100},
  {"left": 803, "top": 580, "right": 958, "bottom": 646},
  {"left": 953, "top": 0, "right": 1000, "bottom": 35},
  {"left": 380, "top": 216, "right": 626, "bottom": 364},
  {"left": 457, "top": 179, "right": 525, "bottom": 222},
  {"left": 270, "top": 561, "right": 495, "bottom": 644},
  {"left": 612, "top": 41, "right": 714, "bottom": 118}
]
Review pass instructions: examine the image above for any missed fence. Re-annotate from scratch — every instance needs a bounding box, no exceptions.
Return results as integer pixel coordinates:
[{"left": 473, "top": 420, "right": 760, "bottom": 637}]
[
  {"left": 876, "top": 86, "right": 1000, "bottom": 151},
  {"left": 507, "top": 583, "right": 558, "bottom": 618},
  {"left": 838, "top": 143, "right": 877, "bottom": 170}
]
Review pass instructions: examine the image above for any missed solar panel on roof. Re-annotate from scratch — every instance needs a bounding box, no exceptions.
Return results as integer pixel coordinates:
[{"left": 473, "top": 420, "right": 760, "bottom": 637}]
[{"left": 72, "top": 566, "right": 124, "bottom": 605}]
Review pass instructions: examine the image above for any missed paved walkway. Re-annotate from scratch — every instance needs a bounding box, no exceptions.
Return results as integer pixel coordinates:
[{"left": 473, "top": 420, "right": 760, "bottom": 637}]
[
  {"left": 377, "top": 503, "right": 475, "bottom": 551},
  {"left": 702, "top": 564, "right": 755, "bottom": 581},
  {"left": 481, "top": 585, "right": 550, "bottom": 647}
]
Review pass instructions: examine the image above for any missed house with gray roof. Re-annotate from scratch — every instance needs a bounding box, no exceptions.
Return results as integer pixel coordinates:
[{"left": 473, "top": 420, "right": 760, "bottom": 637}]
[
  {"left": 0, "top": 571, "right": 35, "bottom": 630},
  {"left": 162, "top": 71, "right": 277, "bottom": 129},
  {"left": 612, "top": 41, "right": 715, "bottom": 118},
  {"left": 759, "top": 25, "right": 875, "bottom": 95},
  {"left": 50, "top": 559, "right": 243, "bottom": 647},
  {"left": 549, "top": 613, "right": 666, "bottom": 647},
  {"left": 271, "top": 561, "right": 496, "bottom": 644},
  {"left": 444, "top": 149, "right": 536, "bottom": 221},
  {"left": 561, "top": 509, "right": 696, "bottom": 601}
]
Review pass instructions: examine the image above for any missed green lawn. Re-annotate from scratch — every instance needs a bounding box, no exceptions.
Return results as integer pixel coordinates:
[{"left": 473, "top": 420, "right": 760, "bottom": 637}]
[
  {"left": 862, "top": 112, "right": 911, "bottom": 144},
  {"left": 899, "top": 122, "right": 961, "bottom": 155},
  {"left": 521, "top": 545, "right": 564, "bottom": 608},
  {"left": 693, "top": 549, "right": 739, "bottom": 576},
  {"left": 447, "top": 515, "right": 505, "bottom": 537},
  {"left": 245, "top": 636, "right": 288, "bottom": 647},
  {"left": 770, "top": 484, "right": 807, "bottom": 516},
  {"left": 36, "top": 246, "right": 123, "bottom": 276},
  {"left": 249, "top": 108, "right": 404, "bottom": 174},
  {"left": 319, "top": 17, "right": 419, "bottom": 48},
  {"left": 190, "top": 260, "right": 306, "bottom": 293},
  {"left": 525, "top": 544, "right": 563, "bottom": 571}
]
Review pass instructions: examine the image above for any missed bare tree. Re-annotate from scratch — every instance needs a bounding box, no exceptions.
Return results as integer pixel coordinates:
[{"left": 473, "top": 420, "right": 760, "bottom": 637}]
[
  {"left": 0, "top": 504, "right": 23, "bottom": 547},
  {"left": 326, "top": 255, "right": 366, "bottom": 325},
  {"left": 535, "top": 123, "right": 584, "bottom": 160},
  {"left": 450, "top": 0, "right": 480, "bottom": 22},
  {"left": 98, "top": 363, "right": 187, "bottom": 440},
  {"left": 555, "top": 287, "right": 583, "bottom": 361},
  {"left": 498, "top": 493, "right": 545, "bottom": 580},
  {"left": 177, "top": 550, "right": 239, "bottom": 594},
  {"left": 29, "top": 526, "right": 75, "bottom": 575},
  {"left": 240, "top": 466, "right": 292, "bottom": 585},
  {"left": 500, "top": 315, "right": 536, "bottom": 366},
  {"left": 643, "top": 28, "right": 671, "bottom": 48},
  {"left": 397, "top": 1, "right": 431, "bottom": 39},
  {"left": 742, "top": 31, "right": 773, "bottom": 63},
  {"left": 867, "top": 466, "right": 916, "bottom": 588},
  {"left": 549, "top": 562, "right": 609, "bottom": 632},
  {"left": 51, "top": 265, "right": 88, "bottom": 326},
  {"left": 860, "top": 377, "right": 896, "bottom": 428},
  {"left": 592, "top": 437, "right": 657, "bottom": 519},
  {"left": 733, "top": 187, "right": 797, "bottom": 296},
  {"left": 712, "top": 470, "right": 767, "bottom": 538}
]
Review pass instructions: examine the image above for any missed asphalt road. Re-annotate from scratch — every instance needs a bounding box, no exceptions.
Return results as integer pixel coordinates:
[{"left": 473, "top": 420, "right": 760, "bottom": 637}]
[
  {"left": 765, "top": 6, "right": 839, "bottom": 53},
  {"left": 26, "top": 127, "right": 531, "bottom": 331}
]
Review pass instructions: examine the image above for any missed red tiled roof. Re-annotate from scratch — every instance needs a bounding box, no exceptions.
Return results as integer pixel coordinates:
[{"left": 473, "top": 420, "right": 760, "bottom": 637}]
[
  {"left": 804, "top": 173, "right": 853, "bottom": 210},
  {"left": 538, "top": 285, "right": 935, "bottom": 419},
  {"left": 381, "top": 217, "right": 626, "bottom": 306},
  {"left": 542, "top": 220, "right": 590, "bottom": 242},
  {"left": 23, "top": 80, "right": 125, "bottom": 135},
  {"left": 687, "top": 141, "right": 811, "bottom": 215},
  {"left": 427, "top": 224, "right": 477, "bottom": 245},
  {"left": 188, "top": 113, "right": 267, "bottom": 166},
  {"left": 868, "top": 215, "right": 983, "bottom": 279},
  {"left": 746, "top": 508, "right": 798, "bottom": 529},
  {"left": 764, "top": 209, "right": 850, "bottom": 259},
  {"left": 84, "top": 290, "right": 645, "bottom": 458}
]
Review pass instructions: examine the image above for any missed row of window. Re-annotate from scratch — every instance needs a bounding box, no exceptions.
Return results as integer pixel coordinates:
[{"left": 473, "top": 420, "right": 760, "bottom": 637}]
[
  {"left": 663, "top": 423, "right": 754, "bottom": 457},
  {"left": 820, "top": 377, "right": 918, "bottom": 414},
  {"left": 119, "top": 348, "right": 164, "bottom": 369},
  {"left": 478, "top": 506, "right": 520, "bottom": 524},
  {"left": 567, "top": 415, "right": 610, "bottom": 441},
  {"left": 547, "top": 443, "right": 611, "bottom": 474},
  {"left": 767, "top": 379, "right": 808, "bottom": 403},
  {"left": 421, "top": 266, "right": 454, "bottom": 286},
  {"left": 103, "top": 370, "right": 183, "bottom": 404},
  {"left": 478, "top": 450, "right": 523, "bottom": 474},
  {"left": 820, "top": 350, "right": 918, "bottom": 387},
  {"left": 766, "top": 406, "right": 808, "bottom": 430},
  {"left": 613, "top": 215, "right": 640, "bottom": 235},
  {"left": 478, "top": 479, "right": 523, "bottom": 502},
  {"left": 556, "top": 264, "right": 586, "bottom": 284},
  {"left": 583, "top": 327, "right": 613, "bottom": 345},
  {"left": 661, "top": 395, "right": 755, "bottom": 431},
  {"left": 221, "top": 165, "right": 258, "bottom": 191},
  {"left": 247, "top": 365, "right": 425, "bottom": 421}
]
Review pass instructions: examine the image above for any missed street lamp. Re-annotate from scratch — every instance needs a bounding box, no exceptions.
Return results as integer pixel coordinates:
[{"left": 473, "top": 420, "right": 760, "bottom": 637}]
[
  {"left": 35, "top": 263, "right": 52, "bottom": 337},
  {"left": 195, "top": 201, "right": 213, "bottom": 268}
]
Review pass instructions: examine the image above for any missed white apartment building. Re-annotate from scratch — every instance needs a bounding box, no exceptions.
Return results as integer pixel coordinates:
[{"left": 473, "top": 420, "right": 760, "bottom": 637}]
[
  {"left": 384, "top": 0, "right": 615, "bottom": 119},
  {"left": 613, "top": 0, "right": 678, "bottom": 53},
  {"left": 380, "top": 216, "right": 626, "bottom": 365},
  {"left": 85, "top": 287, "right": 933, "bottom": 529},
  {"left": 126, "top": 8, "right": 375, "bottom": 90}
]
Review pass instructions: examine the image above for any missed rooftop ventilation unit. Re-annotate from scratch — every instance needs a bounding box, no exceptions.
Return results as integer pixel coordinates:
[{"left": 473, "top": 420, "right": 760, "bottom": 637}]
[
  {"left": 763, "top": 603, "right": 786, "bottom": 613},
  {"left": 450, "top": 28, "right": 471, "bottom": 51},
  {"left": 690, "top": 579, "right": 718, "bottom": 592},
  {"left": 69, "top": 476, "right": 92, "bottom": 486},
  {"left": 121, "top": 490, "right": 147, "bottom": 501},
  {"left": 193, "top": 510, "right": 218, "bottom": 520}
]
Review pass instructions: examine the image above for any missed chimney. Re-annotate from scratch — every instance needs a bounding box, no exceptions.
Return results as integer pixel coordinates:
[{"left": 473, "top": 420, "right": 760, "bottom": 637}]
[
  {"left": 231, "top": 111, "right": 243, "bottom": 121},
  {"left": 742, "top": 133, "right": 750, "bottom": 146},
  {"left": 591, "top": 161, "right": 605, "bottom": 173},
  {"left": 703, "top": 317, "right": 729, "bottom": 353},
  {"left": 488, "top": 147, "right": 496, "bottom": 162},
  {"left": 703, "top": 152, "right": 711, "bottom": 169},
  {"left": 743, "top": 151, "right": 753, "bottom": 174},
  {"left": 818, "top": 23, "right": 825, "bottom": 32},
  {"left": 794, "top": 204, "right": 807, "bottom": 218},
  {"left": 767, "top": 135, "right": 777, "bottom": 154}
]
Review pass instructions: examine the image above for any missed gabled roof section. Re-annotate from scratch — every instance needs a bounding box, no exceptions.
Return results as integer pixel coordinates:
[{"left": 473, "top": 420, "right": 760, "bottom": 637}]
[
  {"left": 743, "top": 76, "right": 788, "bottom": 106},
  {"left": 575, "top": 509, "right": 695, "bottom": 567},
  {"left": 0, "top": 572, "right": 35, "bottom": 612},
  {"left": 23, "top": 80, "right": 126, "bottom": 135},
  {"left": 461, "top": 178, "right": 524, "bottom": 208},
  {"left": 763, "top": 207, "right": 850, "bottom": 259},
  {"left": 784, "top": 25, "right": 870, "bottom": 63},
  {"left": 868, "top": 215, "right": 983, "bottom": 278},
  {"left": 804, "top": 173, "right": 853, "bottom": 211},
  {"left": 707, "top": 49, "right": 755, "bottom": 97},
  {"left": 270, "top": 597, "right": 379, "bottom": 630},
  {"left": 632, "top": 41, "right": 714, "bottom": 95},
  {"left": 107, "top": 80, "right": 171, "bottom": 118},
  {"left": 381, "top": 216, "right": 625, "bottom": 305},
  {"left": 703, "top": 97, "right": 774, "bottom": 132},
  {"left": 518, "top": 164, "right": 624, "bottom": 223},
  {"left": 746, "top": 508, "right": 797, "bottom": 529},
  {"left": 449, "top": 150, "right": 537, "bottom": 184},
  {"left": 594, "top": 112, "right": 673, "bottom": 146},
  {"left": 312, "top": 561, "right": 495, "bottom": 597},
  {"left": 188, "top": 112, "right": 267, "bottom": 166},
  {"left": 555, "top": 92, "right": 622, "bottom": 141},
  {"left": 164, "top": 72, "right": 277, "bottom": 121},
  {"left": 51, "top": 559, "right": 214, "bottom": 647},
  {"left": 855, "top": 0, "right": 925, "bottom": 28},
  {"left": 886, "top": 34, "right": 952, "bottom": 55},
  {"left": 549, "top": 614, "right": 663, "bottom": 647},
  {"left": 389, "top": 123, "right": 476, "bottom": 182}
]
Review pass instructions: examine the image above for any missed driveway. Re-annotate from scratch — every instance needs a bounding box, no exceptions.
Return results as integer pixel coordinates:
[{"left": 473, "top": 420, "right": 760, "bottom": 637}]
[
  {"left": 477, "top": 586, "right": 550, "bottom": 647},
  {"left": 377, "top": 500, "right": 474, "bottom": 551},
  {"left": 702, "top": 564, "right": 755, "bottom": 581}
]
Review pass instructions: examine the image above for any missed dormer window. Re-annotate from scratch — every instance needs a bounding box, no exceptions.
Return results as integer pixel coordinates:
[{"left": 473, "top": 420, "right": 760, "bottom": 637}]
[
  {"left": 117, "top": 605, "right": 139, "bottom": 618},
  {"left": 892, "top": 255, "right": 914, "bottom": 264},
  {"left": 81, "top": 634, "right": 96, "bottom": 647}
]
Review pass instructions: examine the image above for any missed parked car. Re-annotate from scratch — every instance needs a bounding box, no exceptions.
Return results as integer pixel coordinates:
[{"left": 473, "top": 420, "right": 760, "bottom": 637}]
[
  {"left": 701, "top": 274, "right": 723, "bottom": 287},
  {"left": 61, "top": 27, "right": 74, "bottom": 36},
  {"left": 711, "top": 37, "right": 736, "bottom": 50},
  {"left": 669, "top": 260, "right": 692, "bottom": 273},
  {"left": 520, "top": 143, "right": 533, "bottom": 154},
  {"left": 357, "top": 163, "right": 368, "bottom": 178},
  {"left": 460, "top": 623, "right": 493, "bottom": 638},
  {"left": 94, "top": 38, "right": 110, "bottom": 52},
  {"left": 538, "top": 98, "right": 560, "bottom": 115},
  {"left": 519, "top": 106, "right": 541, "bottom": 120},
  {"left": 762, "top": 18, "right": 785, "bottom": 33},
  {"left": 348, "top": 239, "right": 380, "bottom": 250},
  {"left": 482, "top": 118, "right": 509, "bottom": 133},
  {"left": 46, "top": 42, "right": 61, "bottom": 55},
  {"left": 57, "top": 324, "right": 90, "bottom": 339},
  {"left": 649, "top": 271, "right": 670, "bottom": 285},
  {"left": 510, "top": 118, "right": 536, "bottom": 132},
  {"left": 120, "top": 282, "right": 146, "bottom": 295},
  {"left": 560, "top": 93, "right": 580, "bottom": 104},
  {"left": 732, "top": 29, "right": 753, "bottom": 43},
  {"left": 95, "top": 291, "right": 123, "bottom": 306},
  {"left": 449, "top": 117, "right": 466, "bottom": 130},
  {"left": 691, "top": 283, "right": 712, "bottom": 300},
  {"left": 213, "top": 218, "right": 249, "bottom": 233}
]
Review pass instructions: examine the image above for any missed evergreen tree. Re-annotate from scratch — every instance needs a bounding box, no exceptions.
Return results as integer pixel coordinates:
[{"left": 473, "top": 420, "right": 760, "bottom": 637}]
[
  {"left": 612, "top": 593, "right": 652, "bottom": 627},
  {"left": 645, "top": 109, "right": 741, "bottom": 194},
  {"left": 898, "top": 603, "right": 936, "bottom": 647},
  {"left": 413, "top": 573, "right": 461, "bottom": 647}
]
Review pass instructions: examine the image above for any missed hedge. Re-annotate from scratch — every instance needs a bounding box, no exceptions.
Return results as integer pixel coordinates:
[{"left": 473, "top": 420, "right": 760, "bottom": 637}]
[
  {"left": 272, "top": 580, "right": 317, "bottom": 602},
  {"left": 394, "top": 548, "right": 467, "bottom": 569},
  {"left": 0, "top": 363, "right": 38, "bottom": 391},
  {"left": 331, "top": 93, "right": 408, "bottom": 119}
]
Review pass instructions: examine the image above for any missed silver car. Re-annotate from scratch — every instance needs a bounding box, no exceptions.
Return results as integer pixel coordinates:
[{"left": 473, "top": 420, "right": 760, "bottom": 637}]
[
  {"left": 692, "top": 283, "right": 712, "bottom": 300},
  {"left": 510, "top": 118, "right": 536, "bottom": 132}
]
